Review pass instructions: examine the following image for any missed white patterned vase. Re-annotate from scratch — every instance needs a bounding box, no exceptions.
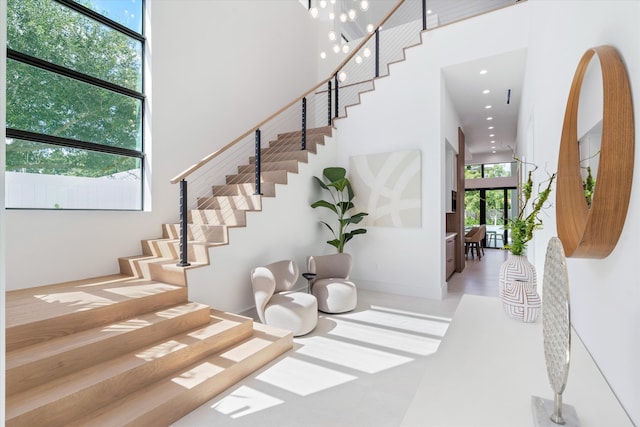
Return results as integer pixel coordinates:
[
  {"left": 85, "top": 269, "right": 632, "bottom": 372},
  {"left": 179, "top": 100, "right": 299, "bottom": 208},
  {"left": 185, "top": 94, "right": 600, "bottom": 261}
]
[{"left": 499, "top": 253, "right": 540, "bottom": 323}]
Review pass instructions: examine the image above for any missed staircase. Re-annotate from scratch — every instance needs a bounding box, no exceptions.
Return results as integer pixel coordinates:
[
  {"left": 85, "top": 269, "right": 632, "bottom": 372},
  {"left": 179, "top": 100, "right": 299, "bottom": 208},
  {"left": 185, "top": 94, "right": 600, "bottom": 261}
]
[{"left": 4, "top": 126, "right": 332, "bottom": 426}]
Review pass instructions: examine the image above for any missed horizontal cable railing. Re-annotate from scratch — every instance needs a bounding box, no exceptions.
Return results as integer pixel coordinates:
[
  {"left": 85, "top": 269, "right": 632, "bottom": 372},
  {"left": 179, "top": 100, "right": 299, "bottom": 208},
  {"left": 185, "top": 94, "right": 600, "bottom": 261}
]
[{"left": 170, "top": 0, "right": 520, "bottom": 266}]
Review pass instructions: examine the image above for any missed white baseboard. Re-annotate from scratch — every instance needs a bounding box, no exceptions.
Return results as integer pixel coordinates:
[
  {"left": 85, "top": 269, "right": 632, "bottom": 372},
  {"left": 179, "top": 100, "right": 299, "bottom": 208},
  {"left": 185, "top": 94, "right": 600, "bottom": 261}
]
[{"left": 354, "top": 278, "right": 446, "bottom": 300}]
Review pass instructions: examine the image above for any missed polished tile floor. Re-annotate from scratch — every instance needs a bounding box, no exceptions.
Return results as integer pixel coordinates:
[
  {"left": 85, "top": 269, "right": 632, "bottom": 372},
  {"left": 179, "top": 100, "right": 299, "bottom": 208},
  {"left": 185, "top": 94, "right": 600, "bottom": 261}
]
[{"left": 172, "top": 249, "right": 507, "bottom": 427}]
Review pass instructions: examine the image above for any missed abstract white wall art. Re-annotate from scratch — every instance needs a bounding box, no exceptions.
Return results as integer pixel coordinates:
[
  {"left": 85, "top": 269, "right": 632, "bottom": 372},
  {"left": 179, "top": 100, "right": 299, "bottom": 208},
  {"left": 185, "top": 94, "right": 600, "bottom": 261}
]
[{"left": 349, "top": 149, "right": 421, "bottom": 228}]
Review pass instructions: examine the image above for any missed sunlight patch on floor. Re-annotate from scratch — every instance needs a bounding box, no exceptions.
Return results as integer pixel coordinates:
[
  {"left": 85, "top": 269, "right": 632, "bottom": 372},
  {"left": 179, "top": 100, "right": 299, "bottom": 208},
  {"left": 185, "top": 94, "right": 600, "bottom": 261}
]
[
  {"left": 328, "top": 317, "right": 442, "bottom": 356},
  {"left": 256, "top": 357, "right": 357, "bottom": 396},
  {"left": 339, "top": 308, "right": 450, "bottom": 336},
  {"left": 370, "top": 305, "right": 453, "bottom": 323},
  {"left": 295, "top": 335, "right": 413, "bottom": 373},
  {"left": 211, "top": 385, "right": 284, "bottom": 418}
]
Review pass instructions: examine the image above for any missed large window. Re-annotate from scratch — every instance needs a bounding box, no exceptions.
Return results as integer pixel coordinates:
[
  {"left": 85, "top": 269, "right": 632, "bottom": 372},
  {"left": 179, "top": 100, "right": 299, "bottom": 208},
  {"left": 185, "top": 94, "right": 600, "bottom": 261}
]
[
  {"left": 465, "top": 162, "right": 516, "bottom": 179},
  {"left": 5, "top": 0, "right": 145, "bottom": 210}
]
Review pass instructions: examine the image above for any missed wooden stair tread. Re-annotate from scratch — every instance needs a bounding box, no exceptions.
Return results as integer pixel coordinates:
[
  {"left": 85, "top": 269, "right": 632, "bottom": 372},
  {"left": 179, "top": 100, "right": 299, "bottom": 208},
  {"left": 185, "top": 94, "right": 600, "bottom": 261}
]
[
  {"left": 6, "top": 275, "right": 182, "bottom": 326},
  {"left": 237, "top": 159, "right": 299, "bottom": 173},
  {"left": 6, "top": 276, "right": 187, "bottom": 351},
  {"left": 5, "top": 310, "right": 257, "bottom": 426},
  {"left": 6, "top": 302, "right": 211, "bottom": 395},
  {"left": 211, "top": 182, "right": 276, "bottom": 197},
  {"left": 225, "top": 169, "right": 289, "bottom": 185},
  {"left": 195, "top": 194, "right": 262, "bottom": 211},
  {"left": 67, "top": 323, "right": 292, "bottom": 427},
  {"left": 189, "top": 208, "right": 247, "bottom": 226}
]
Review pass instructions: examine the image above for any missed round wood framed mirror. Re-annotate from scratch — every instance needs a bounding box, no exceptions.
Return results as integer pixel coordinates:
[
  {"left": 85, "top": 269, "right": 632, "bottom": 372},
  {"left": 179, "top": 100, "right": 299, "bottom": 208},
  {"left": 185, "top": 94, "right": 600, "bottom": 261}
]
[{"left": 556, "top": 45, "right": 634, "bottom": 258}]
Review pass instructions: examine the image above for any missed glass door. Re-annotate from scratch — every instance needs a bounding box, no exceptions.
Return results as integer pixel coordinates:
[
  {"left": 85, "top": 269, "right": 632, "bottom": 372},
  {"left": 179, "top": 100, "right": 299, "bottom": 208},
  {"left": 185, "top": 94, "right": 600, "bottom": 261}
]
[
  {"left": 464, "top": 190, "right": 480, "bottom": 233},
  {"left": 464, "top": 187, "right": 516, "bottom": 249},
  {"left": 485, "top": 189, "right": 506, "bottom": 248}
]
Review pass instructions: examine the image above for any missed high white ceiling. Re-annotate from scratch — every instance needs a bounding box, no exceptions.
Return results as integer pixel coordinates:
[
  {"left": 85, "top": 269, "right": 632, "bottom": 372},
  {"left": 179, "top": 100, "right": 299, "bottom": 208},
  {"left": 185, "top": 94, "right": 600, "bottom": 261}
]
[
  {"left": 442, "top": 48, "right": 527, "bottom": 161},
  {"left": 307, "top": 0, "right": 526, "bottom": 162}
]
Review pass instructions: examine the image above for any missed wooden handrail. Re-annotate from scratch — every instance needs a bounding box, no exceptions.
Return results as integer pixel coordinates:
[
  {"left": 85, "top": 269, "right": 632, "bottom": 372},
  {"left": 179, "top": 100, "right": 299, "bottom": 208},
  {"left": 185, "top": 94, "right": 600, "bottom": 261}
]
[
  {"left": 170, "top": 80, "right": 326, "bottom": 183},
  {"left": 170, "top": 0, "right": 406, "bottom": 184}
]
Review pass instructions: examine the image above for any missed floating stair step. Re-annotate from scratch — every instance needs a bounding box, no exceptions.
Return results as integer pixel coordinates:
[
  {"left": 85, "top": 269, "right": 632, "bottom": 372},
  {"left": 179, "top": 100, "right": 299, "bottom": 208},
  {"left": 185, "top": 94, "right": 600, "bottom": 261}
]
[
  {"left": 162, "top": 223, "right": 229, "bottom": 244},
  {"left": 119, "top": 254, "right": 173, "bottom": 279},
  {"left": 268, "top": 133, "right": 326, "bottom": 149},
  {"left": 237, "top": 159, "right": 299, "bottom": 174},
  {"left": 6, "top": 302, "right": 211, "bottom": 396},
  {"left": 211, "top": 182, "right": 276, "bottom": 197},
  {"left": 195, "top": 194, "right": 262, "bottom": 211},
  {"left": 141, "top": 238, "right": 211, "bottom": 261},
  {"left": 5, "top": 310, "right": 257, "bottom": 427},
  {"left": 118, "top": 255, "right": 195, "bottom": 286},
  {"left": 148, "top": 259, "right": 209, "bottom": 287},
  {"left": 259, "top": 142, "right": 319, "bottom": 157},
  {"left": 250, "top": 149, "right": 309, "bottom": 164},
  {"left": 6, "top": 276, "right": 187, "bottom": 352},
  {"left": 276, "top": 126, "right": 332, "bottom": 140},
  {"left": 67, "top": 322, "right": 292, "bottom": 427},
  {"left": 189, "top": 209, "right": 246, "bottom": 226},
  {"left": 225, "top": 169, "right": 289, "bottom": 186}
]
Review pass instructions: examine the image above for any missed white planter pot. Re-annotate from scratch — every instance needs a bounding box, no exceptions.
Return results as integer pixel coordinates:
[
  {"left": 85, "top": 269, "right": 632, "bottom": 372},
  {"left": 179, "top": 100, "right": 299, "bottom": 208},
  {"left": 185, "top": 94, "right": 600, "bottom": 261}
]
[{"left": 499, "top": 253, "right": 540, "bottom": 322}]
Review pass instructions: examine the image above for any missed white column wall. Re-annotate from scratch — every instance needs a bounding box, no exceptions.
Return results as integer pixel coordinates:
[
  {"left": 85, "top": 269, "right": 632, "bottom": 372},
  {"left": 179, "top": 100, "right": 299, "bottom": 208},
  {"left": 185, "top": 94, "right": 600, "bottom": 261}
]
[
  {"left": 1, "top": 0, "right": 7, "bottom": 419},
  {"left": 331, "top": 5, "right": 530, "bottom": 299},
  {"left": 518, "top": 1, "right": 640, "bottom": 423},
  {"left": 5, "top": 0, "right": 320, "bottom": 290}
]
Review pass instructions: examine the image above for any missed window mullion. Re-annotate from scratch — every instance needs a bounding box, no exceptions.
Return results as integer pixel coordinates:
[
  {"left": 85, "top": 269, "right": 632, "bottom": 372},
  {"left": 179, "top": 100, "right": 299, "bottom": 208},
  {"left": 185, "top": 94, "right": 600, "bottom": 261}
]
[
  {"left": 53, "top": 0, "right": 145, "bottom": 42},
  {"left": 6, "top": 128, "right": 144, "bottom": 159},
  {"left": 7, "top": 49, "right": 144, "bottom": 101}
]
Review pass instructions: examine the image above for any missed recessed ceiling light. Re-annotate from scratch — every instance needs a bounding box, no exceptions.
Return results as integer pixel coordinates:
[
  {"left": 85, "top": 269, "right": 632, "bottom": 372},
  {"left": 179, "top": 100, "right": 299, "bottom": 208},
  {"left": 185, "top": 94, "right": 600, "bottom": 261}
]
[
  {"left": 491, "top": 140, "right": 496, "bottom": 143},
  {"left": 486, "top": 117, "right": 493, "bottom": 121},
  {"left": 489, "top": 134, "right": 495, "bottom": 137},
  {"left": 427, "top": 9, "right": 432, "bottom": 14},
  {"left": 488, "top": 126, "right": 494, "bottom": 130},
  {"left": 492, "top": 150, "right": 497, "bottom": 154},
  {"left": 480, "top": 69, "right": 488, "bottom": 75},
  {"left": 485, "top": 105, "right": 492, "bottom": 109},
  {"left": 483, "top": 89, "right": 490, "bottom": 94}
]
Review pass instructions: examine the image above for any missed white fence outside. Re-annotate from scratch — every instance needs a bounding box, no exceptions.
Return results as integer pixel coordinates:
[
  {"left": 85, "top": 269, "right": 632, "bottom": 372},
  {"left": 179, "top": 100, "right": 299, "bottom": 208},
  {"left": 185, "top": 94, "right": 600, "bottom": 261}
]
[{"left": 5, "top": 170, "right": 142, "bottom": 210}]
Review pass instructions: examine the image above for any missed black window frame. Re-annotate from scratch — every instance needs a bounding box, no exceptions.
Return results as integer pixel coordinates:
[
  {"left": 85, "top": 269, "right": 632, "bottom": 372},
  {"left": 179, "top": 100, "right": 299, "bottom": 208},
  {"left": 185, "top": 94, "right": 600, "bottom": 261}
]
[{"left": 5, "top": 0, "right": 146, "bottom": 211}]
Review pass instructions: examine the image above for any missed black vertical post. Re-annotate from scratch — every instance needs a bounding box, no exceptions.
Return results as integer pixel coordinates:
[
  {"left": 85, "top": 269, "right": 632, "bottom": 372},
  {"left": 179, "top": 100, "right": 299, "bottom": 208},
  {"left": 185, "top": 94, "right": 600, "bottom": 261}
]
[
  {"left": 301, "top": 97, "right": 307, "bottom": 150},
  {"left": 254, "top": 129, "right": 262, "bottom": 195},
  {"left": 375, "top": 29, "right": 380, "bottom": 78},
  {"left": 334, "top": 73, "right": 339, "bottom": 119},
  {"left": 177, "top": 179, "right": 191, "bottom": 267},
  {"left": 422, "top": 0, "right": 427, "bottom": 30},
  {"left": 502, "top": 188, "right": 509, "bottom": 248},
  {"left": 327, "top": 80, "right": 332, "bottom": 125}
]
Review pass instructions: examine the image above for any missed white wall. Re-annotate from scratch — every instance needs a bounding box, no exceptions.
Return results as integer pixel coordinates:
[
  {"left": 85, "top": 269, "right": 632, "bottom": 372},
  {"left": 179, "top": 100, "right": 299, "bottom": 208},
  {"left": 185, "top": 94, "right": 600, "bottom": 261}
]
[
  {"left": 332, "top": 5, "right": 530, "bottom": 299},
  {"left": 4, "top": 0, "right": 321, "bottom": 290},
  {"left": 1, "top": 0, "right": 7, "bottom": 419},
  {"left": 517, "top": 1, "right": 640, "bottom": 423},
  {"left": 467, "top": 150, "right": 515, "bottom": 165}
]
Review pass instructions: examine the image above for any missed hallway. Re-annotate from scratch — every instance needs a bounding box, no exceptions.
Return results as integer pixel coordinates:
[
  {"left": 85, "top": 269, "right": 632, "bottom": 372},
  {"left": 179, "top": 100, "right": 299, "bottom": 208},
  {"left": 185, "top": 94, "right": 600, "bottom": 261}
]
[{"left": 447, "top": 247, "right": 508, "bottom": 297}]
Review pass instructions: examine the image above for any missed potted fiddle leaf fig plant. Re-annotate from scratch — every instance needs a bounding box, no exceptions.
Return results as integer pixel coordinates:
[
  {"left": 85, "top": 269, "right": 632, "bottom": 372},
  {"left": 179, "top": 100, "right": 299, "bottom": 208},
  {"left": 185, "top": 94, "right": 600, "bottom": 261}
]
[{"left": 311, "top": 167, "right": 368, "bottom": 253}]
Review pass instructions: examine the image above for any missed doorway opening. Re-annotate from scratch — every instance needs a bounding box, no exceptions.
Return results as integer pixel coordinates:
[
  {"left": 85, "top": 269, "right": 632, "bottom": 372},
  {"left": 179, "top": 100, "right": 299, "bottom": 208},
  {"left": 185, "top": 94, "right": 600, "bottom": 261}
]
[{"left": 465, "top": 187, "right": 517, "bottom": 249}]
